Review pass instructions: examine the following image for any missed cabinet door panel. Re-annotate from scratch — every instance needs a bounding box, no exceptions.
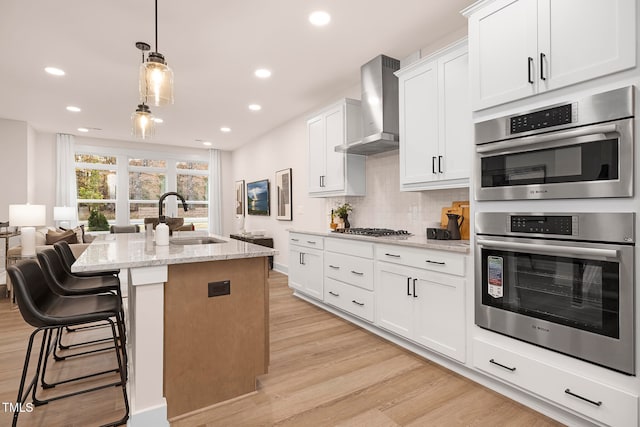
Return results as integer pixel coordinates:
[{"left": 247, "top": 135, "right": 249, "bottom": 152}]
[
  {"left": 307, "top": 116, "right": 325, "bottom": 193},
  {"left": 288, "top": 247, "right": 305, "bottom": 292},
  {"left": 413, "top": 273, "right": 466, "bottom": 362},
  {"left": 301, "top": 249, "right": 324, "bottom": 300},
  {"left": 469, "top": 0, "right": 538, "bottom": 109},
  {"left": 538, "top": 0, "right": 636, "bottom": 92},
  {"left": 439, "top": 49, "right": 471, "bottom": 182},
  {"left": 323, "top": 106, "right": 346, "bottom": 192},
  {"left": 375, "top": 262, "right": 413, "bottom": 338},
  {"left": 400, "top": 61, "right": 439, "bottom": 185}
]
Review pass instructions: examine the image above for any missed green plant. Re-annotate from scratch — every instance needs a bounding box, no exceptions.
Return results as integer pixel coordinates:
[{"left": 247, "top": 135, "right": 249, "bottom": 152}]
[
  {"left": 334, "top": 203, "right": 353, "bottom": 218},
  {"left": 87, "top": 208, "right": 110, "bottom": 231}
]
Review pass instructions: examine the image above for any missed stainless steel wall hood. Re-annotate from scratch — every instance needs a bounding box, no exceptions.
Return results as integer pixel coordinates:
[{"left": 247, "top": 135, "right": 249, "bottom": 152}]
[{"left": 336, "top": 55, "right": 400, "bottom": 155}]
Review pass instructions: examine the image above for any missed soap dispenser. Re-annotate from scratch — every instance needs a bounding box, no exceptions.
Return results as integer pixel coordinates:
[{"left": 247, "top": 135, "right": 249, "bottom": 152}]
[{"left": 156, "top": 221, "right": 170, "bottom": 245}]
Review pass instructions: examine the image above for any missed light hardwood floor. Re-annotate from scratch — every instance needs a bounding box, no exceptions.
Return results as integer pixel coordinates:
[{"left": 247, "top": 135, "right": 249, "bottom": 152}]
[{"left": 0, "top": 271, "right": 563, "bottom": 426}]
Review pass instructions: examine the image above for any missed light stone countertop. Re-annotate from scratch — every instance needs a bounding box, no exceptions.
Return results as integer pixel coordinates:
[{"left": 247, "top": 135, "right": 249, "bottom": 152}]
[
  {"left": 72, "top": 231, "right": 278, "bottom": 273},
  {"left": 288, "top": 229, "right": 470, "bottom": 253}
]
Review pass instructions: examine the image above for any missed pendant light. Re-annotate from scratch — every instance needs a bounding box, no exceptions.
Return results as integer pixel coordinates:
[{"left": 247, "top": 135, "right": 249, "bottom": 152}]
[
  {"left": 132, "top": 42, "right": 155, "bottom": 139},
  {"left": 139, "top": 0, "right": 174, "bottom": 106}
]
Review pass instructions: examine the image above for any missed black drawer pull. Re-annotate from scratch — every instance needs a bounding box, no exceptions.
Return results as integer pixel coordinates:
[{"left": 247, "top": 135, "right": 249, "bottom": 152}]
[
  {"left": 564, "top": 389, "right": 602, "bottom": 407},
  {"left": 350, "top": 270, "right": 364, "bottom": 276},
  {"left": 385, "top": 253, "right": 401, "bottom": 258},
  {"left": 489, "top": 359, "right": 516, "bottom": 372},
  {"left": 329, "top": 265, "right": 340, "bottom": 269},
  {"left": 352, "top": 300, "right": 364, "bottom": 306},
  {"left": 291, "top": 238, "right": 299, "bottom": 242},
  {"left": 328, "top": 291, "right": 339, "bottom": 297},
  {"left": 307, "top": 240, "right": 317, "bottom": 244},
  {"left": 426, "top": 260, "right": 446, "bottom": 265}
]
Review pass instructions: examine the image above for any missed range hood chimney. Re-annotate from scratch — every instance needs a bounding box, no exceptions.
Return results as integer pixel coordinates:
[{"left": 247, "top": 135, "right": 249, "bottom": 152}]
[{"left": 336, "top": 54, "right": 400, "bottom": 155}]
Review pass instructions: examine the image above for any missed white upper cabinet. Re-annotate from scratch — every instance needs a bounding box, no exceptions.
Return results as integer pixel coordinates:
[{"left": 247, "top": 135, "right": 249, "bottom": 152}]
[
  {"left": 307, "top": 99, "right": 366, "bottom": 197},
  {"left": 466, "top": 0, "right": 636, "bottom": 110},
  {"left": 397, "top": 40, "right": 471, "bottom": 191}
]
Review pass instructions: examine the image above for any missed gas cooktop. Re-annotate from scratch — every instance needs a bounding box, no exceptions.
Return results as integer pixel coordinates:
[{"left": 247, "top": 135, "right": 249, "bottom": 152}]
[{"left": 333, "top": 228, "right": 411, "bottom": 237}]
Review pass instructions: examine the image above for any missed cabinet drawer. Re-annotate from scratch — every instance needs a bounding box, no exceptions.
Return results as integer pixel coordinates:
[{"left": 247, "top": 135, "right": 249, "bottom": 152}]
[
  {"left": 377, "top": 244, "right": 465, "bottom": 276},
  {"left": 473, "top": 338, "right": 638, "bottom": 427},
  {"left": 325, "top": 238, "right": 374, "bottom": 259},
  {"left": 289, "top": 233, "right": 324, "bottom": 250},
  {"left": 324, "top": 278, "right": 374, "bottom": 322},
  {"left": 325, "top": 252, "right": 374, "bottom": 291}
]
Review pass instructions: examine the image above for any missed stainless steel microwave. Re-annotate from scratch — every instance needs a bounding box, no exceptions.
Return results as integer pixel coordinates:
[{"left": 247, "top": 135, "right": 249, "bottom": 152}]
[{"left": 474, "top": 86, "right": 634, "bottom": 201}]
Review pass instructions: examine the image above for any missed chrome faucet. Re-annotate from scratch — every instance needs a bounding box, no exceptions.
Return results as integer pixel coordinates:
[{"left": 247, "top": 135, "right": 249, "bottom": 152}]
[{"left": 158, "top": 192, "right": 189, "bottom": 222}]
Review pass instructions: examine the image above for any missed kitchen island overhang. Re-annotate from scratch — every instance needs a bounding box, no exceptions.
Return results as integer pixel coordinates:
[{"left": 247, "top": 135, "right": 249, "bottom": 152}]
[{"left": 73, "top": 232, "right": 277, "bottom": 426}]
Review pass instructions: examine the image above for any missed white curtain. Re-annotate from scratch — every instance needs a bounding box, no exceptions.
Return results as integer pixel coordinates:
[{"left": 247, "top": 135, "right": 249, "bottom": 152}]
[
  {"left": 56, "top": 133, "right": 78, "bottom": 225},
  {"left": 208, "top": 149, "right": 222, "bottom": 235}
]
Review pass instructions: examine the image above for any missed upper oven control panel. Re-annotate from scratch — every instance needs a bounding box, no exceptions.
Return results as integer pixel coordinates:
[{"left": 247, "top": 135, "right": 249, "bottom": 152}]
[
  {"left": 510, "top": 104, "right": 574, "bottom": 134},
  {"left": 510, "top": 215, "right": 578, "bottom": 235}
]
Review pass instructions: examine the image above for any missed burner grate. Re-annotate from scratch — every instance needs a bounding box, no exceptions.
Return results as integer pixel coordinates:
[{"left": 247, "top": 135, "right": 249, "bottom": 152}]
[{"left": 336, "top": 228, "right": 410, "bottom": 237}]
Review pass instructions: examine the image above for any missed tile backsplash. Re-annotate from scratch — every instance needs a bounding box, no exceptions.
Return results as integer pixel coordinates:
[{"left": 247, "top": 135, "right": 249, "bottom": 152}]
[{"left": 326, "top": 150, "right": 469, "bottom": 235}]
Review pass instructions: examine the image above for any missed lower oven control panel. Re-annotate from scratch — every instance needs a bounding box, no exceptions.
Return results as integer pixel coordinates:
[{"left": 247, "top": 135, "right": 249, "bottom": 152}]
[{"left": 510, "top": 215, "right": 577, "bottom": 235}]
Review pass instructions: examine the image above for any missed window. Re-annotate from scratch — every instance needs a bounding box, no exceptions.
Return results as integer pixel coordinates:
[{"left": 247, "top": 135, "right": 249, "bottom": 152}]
[
  {"left": 129, "top": 158, "right": 167, "bottom": 223},
  {"left": 176, "top": 161, "right": 209, "bottom": 229},
  {"left": 75, "top": 154, "right": 117, "bottom": 230}
]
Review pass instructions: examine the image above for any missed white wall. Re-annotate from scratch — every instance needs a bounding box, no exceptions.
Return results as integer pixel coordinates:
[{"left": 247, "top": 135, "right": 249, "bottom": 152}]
[{"left": 0, "top": 118, "right": 29, "bottom": 219}]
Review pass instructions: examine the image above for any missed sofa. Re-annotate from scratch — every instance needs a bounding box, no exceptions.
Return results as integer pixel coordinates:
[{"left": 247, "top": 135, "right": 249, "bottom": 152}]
[{"left": 6, "top": 226, "right": 92, "bottom": 260}]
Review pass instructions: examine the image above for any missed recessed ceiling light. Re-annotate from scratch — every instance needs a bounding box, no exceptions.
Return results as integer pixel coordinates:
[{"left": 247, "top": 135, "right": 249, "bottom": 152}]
[
  {"left": 66, "top": 106, "right": 81, "bottom": 112},
  {"left": 77, "top": 127, "right": 89, "bottom": 132},
  {"left": 220, "top": 127, "right": 231, "bottom": 133},
  {"left": 45, "top": 67, "right": 65, "bottom": 76},
  {"left": 248, "top": 104, "right": 262, "bottom": 111},
  {"left": 309, "top": 11, "right": 331, "bottom": 26},
  {"left": 153, "top": 117, "right": 164, "bottom": 123},
  {"left": 254, "top": 68, "right": 272, "bottom": 78},
  {"left": 202, "top": 141, "right": 212, "bottom": 146}
]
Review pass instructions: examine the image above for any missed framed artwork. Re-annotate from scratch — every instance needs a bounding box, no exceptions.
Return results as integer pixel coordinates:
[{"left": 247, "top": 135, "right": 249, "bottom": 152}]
[
  {"left": 247, "top": 179, "right": 270, "bottom": 216},
  {"left": 275, "top": 168, "right": 292, "bottom": 221},
  {"left": 235, "top": 180, "right": 244, "bottom": 216}
]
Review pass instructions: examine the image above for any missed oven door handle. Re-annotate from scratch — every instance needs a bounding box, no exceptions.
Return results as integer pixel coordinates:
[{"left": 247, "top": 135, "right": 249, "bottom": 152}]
[
  {"left": 476, "top": 239, "right": 619, "bottom": 259},
  {"left": 476, "top": 123, "right": 617, "bottom": 154}
]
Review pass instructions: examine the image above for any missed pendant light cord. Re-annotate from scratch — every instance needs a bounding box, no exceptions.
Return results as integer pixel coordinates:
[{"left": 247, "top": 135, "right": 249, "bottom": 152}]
[{"left": 155, "top": 0, "right": 158, "bottom": 52}]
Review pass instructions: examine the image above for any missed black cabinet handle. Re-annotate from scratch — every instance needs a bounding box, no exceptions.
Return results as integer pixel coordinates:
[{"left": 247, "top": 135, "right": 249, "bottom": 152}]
[
  {"left": 438, "top": 155, "right": 443, "bottom": 173},
  {"left": 307, "top": 240, "right": 316, "bottom": 244},
  {"left": 527, "top": 57, "right": 534, "bottom": 84},
  {"left": 489, "top": 358, "right": 516, "bottom": 372},
  {"left": 385, "top": 253, "right": 401, "bottom": 258},
  {"left": 564, "top": 389, "right": 602, "bottom": 407},
  {"left": 350, "top": 270, "right": 364, "bottom": 276},
  {"left": 432, "top": 156, "right": 437, "bottom": 174},
  {"left": 407, "top": 277, "right": 411, "bottom": 296},
  {"left": 328, "top": 291, "right": 339, "bottom": 297},
  {"left": 540, "top": 52, "right": 546, "bottom": 81},
  {"left": 291, "top": 238, "right": 299, "bottom": 242},
  {"left": 426, "top": 260, "right": 446, "bottom": 265},
  {"left": 412, "top": 278, "right": 417, "bottom": 298},
  {"left": 300, "top": 253, "right": 305, "bottom": 265},
  {"left": 329, "top": 265, "right": 340, "bottom": 269},
  {"left": 352, "top": 300, "right": 364, "bottom": 306}
]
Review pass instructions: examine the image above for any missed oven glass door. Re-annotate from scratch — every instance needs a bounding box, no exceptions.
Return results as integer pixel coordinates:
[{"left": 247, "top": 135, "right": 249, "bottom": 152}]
[{"left": 480, "top": 246, "right": 620, "bottom": 338}]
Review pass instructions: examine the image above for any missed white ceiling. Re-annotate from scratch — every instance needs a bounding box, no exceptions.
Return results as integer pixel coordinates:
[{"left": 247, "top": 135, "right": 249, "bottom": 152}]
[{"left": 0, "top": 0, "right": 473, "bottom": 151}]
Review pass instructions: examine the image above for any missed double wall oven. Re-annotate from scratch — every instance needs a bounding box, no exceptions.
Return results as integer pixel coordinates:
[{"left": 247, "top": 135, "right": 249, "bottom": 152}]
[{"left": 474, "top": 86, "right": 636, "bottom": 375}]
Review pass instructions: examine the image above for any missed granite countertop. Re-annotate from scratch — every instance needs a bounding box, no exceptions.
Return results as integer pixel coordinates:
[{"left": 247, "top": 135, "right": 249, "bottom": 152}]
[
  {"left": 288, "top": 229, "right": 470, "bottom": 254},
  {"left": 72, "top": 231, "right": 278, "bottom": 272}
]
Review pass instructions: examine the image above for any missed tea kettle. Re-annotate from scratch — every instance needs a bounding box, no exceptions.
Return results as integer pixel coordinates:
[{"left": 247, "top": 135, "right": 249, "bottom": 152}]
[{"left": 446, "top": 213, "right": 464, "bottom": 240}]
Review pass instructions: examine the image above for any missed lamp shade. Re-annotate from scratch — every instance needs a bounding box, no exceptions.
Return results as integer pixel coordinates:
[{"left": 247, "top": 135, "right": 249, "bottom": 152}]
[
  {"left": 132, "top": 104, "right": 155, "bottom": 139},
  {"left": 139, "top": 53, "right": 174, "bottom": 107},
  {"left": 54, "top": 206, "right": 76, "bottom": 221},
  {"left": 9, "top": 204, "right": 46, "bottom": 227}
]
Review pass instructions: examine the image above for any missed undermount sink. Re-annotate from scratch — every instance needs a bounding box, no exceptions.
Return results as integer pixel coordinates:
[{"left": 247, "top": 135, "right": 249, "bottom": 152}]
[{"left": 169, "top": 237, "right": 226, "bottom": 245}]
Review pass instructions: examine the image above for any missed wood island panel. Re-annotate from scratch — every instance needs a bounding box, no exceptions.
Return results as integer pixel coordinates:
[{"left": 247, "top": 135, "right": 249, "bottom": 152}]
[{"left": 164, "top": 257, "right": 269, "bottom": 419}]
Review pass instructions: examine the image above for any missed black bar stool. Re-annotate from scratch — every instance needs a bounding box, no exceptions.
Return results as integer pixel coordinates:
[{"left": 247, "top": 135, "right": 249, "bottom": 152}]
[
  {"left": 53, "top": 240, "right": 120, "bottom": 278},
  {"left": 7, "top": 260, "right": 129, "bottom": 427}
]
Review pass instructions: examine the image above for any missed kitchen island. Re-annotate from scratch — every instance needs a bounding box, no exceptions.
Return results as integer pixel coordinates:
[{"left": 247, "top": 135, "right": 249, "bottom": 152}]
[{"left": 73, "top": 231, "right": 277, "bottom": 426}]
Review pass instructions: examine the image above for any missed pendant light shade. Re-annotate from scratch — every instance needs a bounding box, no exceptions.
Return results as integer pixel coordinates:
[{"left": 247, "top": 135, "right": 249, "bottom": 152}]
[
  {"left": 132, "top": 104, "right": 155, "bottom": 139},
  {"left": 139, "top": 0, "right": 174, "bottom": 106}
]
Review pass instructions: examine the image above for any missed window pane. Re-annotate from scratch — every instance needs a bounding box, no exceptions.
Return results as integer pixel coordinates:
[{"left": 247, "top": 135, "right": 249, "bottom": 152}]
[
  {"left": 78, "top": 202, "right": 115, "bottom": 231},
  {"left": 176, "top": 204, "right": 208, "bottom": 219},
  {"left": 129, "top": 172, "right": 166, "bottom": 199},
  {"left": 129, "top": 202, "right": 160, "bottom": 220},
  {"left": 76, "top": 169, "right": 117, "bottom": 199},
  {"left": 177, "top": 161, "right": 208, "bottom": 171},
  {"left": 75, "top": 154, "right": 116, "bottom": 165},
  {"left": 129, "top": 158, "right": 166, "bottom": 168},
  {"left": 177, "top": 174, "right": 208, "bottom": 201}
]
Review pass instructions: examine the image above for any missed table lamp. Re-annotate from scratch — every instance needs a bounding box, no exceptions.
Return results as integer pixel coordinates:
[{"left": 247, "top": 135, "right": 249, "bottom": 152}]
[
  {"left": 54, "top": 206, "right": 76, "bottom": 229},
  {"left": 9, "top": 204, "right": 46, "bottom": 257}
]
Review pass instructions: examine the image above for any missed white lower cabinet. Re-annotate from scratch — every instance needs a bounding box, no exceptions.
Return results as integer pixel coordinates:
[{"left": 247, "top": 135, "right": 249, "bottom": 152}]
[
  {"left": 473, "top": 338, "right": 639, "bottom": 427},
  {"left": 288, "top": 233, "right": 324, "bottom": 300},
  {"left": 376, "top": 261, "right": 466, "bottom": 363},
  {"left": 324, "top": 277, "right": 374, "bottom": 322}
]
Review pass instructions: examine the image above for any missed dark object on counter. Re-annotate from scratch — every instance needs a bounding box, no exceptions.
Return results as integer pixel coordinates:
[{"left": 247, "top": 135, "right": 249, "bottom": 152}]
[
  {"left": 427, "top": 228, "right": 451, "bottom": 240},
  {"left": 446, "top": 213, "right": 464, "bottom": 240},
  {"left": 229, "top": 234, "right": 273, "bottom": 269}
]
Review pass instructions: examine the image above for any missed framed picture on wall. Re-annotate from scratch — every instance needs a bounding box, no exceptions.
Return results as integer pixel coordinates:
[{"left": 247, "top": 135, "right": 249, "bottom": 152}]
[
  {"left": 275, "top": 168, "right": 292, "bottom": 221},
  {"left": 247, "top": 179, "right": 270, "bottom": 216},
  {"left": 235, "top": 180, "right": 245, "bottom": 216}
]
